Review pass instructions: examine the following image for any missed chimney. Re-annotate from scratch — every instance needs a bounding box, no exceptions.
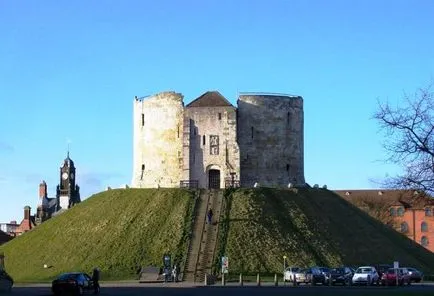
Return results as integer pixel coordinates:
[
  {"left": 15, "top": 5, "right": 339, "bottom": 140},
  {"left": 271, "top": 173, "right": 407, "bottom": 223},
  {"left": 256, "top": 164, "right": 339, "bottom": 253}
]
[
  {"left": 39, "top": 181, "right": 47, "bottom": 198},
  {"left": 24, "top": 206, "right": 31, "bottom": 220}
]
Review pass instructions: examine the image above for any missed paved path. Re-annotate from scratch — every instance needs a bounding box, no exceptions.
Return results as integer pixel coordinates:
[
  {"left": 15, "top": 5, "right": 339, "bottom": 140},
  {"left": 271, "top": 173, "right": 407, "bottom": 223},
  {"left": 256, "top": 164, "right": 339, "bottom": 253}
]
[{"left": 9, "top": 282, "right": 434, "bottom": 295}]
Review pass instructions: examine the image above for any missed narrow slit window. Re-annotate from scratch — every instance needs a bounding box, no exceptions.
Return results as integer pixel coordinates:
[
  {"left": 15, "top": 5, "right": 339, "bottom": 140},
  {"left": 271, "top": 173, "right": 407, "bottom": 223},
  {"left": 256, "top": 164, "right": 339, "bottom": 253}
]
[
  {"left": 218, "top": 113, "right": 222, "bottom": 120},
  {"left": 287, "top": 112, "right": 290, "bottom": 125},
  {"left": 141, "top": 114, "right": 145, "bottom": 126},
  {"left": 203, "top": 135, "right": 206, "bottom": 145},
  {"left": 177, "top": 125, "right": 180, "bottom": 138},
  {"left": 286, "top": 164, "right": 290, "bottom": 171},
  {"left": 140, "top": 164, "right": 145, "bottom": 180},
  {"left": 251, "top": 127, "right": 254, "bottom": 139}
]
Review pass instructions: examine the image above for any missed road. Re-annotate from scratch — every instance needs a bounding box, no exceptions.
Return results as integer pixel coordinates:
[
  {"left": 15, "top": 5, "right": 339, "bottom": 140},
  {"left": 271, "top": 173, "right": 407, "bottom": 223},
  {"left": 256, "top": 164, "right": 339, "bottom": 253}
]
[{"left": 8, "top": 282, "right": 434, "bottom": 296}]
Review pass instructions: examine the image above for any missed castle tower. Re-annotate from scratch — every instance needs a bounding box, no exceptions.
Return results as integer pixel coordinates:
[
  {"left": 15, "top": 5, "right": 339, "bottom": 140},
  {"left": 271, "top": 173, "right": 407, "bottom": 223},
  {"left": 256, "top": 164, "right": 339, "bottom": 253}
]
[
  {"left": 132, "top": 92, "right": 184, "bottom": 188},
  {"left": 237, "top": 93, "right": 305, "bottom": 187},
  {"left": 56, "top": 152, "right": 80, "bottom": 210},
  {"left": 183, "top": 91, "right": 240, "bottom": 189}
]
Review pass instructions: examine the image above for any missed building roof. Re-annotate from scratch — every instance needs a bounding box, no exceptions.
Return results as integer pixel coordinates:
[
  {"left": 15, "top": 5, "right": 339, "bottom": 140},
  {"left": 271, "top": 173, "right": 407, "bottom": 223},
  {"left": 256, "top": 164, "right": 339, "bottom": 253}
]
[
  {"left": 186, "top": 91, "right": 233, "bottom": 108},
  {"left": 334, "top": 189, "right": 434, "bottom": 209}
]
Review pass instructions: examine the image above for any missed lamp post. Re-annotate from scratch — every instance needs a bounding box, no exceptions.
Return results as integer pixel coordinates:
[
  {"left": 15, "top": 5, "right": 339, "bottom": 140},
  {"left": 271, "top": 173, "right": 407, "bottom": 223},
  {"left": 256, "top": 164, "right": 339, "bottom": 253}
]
[{"left": 283, "top": 255, "right": 287, "bottom": 284}]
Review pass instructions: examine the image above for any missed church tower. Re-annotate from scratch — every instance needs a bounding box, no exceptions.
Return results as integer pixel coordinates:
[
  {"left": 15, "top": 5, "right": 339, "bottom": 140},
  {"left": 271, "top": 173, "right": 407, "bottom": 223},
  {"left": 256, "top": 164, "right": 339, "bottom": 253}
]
[{"left": 56, "top": 152, "right": 81, "bottom": 210}]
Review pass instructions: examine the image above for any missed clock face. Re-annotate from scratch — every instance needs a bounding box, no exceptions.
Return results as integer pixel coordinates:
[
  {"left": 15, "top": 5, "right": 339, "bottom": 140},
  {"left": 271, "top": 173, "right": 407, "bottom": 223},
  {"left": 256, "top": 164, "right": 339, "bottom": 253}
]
[
  {"left": 62, "top": 172, "right": 68, "bottom": 180},
  {"left": 70, "top": 173, "right": 75, "bottom": 180}
]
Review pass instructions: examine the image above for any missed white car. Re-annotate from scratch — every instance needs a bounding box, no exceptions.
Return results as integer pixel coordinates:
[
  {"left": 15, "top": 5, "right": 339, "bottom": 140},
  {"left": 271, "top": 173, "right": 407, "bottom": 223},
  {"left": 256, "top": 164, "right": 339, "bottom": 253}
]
[
  {"left": 352, "top": 266, "right": 379, "bottom": 285},
  {"left": 284, "top": 267, "right": 301, "bottom": 282}
]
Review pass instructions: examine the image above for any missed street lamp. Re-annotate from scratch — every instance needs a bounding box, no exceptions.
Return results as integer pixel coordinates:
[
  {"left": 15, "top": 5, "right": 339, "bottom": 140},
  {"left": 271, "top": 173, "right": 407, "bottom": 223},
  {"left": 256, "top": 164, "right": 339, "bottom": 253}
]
[{"left": 283, "top": 255, "right": 287, "bottom": 284}]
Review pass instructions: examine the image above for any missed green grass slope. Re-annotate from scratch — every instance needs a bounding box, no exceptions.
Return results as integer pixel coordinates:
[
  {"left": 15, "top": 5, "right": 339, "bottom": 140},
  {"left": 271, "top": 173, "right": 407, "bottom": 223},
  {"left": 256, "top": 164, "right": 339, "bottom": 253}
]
[
  {"left": 0, "top": 188, "right": 196, "bottom": 282},
  {"left": 218, "top": 187, "right": 434, "bottom": 275}
]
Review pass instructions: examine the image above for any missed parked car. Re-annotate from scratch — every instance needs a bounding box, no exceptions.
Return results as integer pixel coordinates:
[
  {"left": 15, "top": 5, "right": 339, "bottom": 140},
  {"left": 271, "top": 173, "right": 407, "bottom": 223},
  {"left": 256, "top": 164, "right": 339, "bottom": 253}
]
[
  {"left": 329, "top": 267, "right": 353, "bottom": 285},
  {"left": 305, "top": 267, "right": 326, "bottom": 285},
  {"left": 0, "top": 270, "right": 13, "bottom": 293},
  {"left": 318, "top": 267, "right": 331, "bottom": 284},
  {"left": 380, "top": 268, "right": 411, "bottom": 286},
  {"left": 404, "top": 267, "right": 423, "bottom": 283},
  {"left": 352, "top": 266, "right": 379, "bottom": 285},
  {"left": 52, "top": 272, "right": 99, "bottom": 295},
  {"left": 283, "top": 267, "right": 301, "bottom": 282},
  {"left": 373, "top": 264, "right": 392, "bottom": 284}
]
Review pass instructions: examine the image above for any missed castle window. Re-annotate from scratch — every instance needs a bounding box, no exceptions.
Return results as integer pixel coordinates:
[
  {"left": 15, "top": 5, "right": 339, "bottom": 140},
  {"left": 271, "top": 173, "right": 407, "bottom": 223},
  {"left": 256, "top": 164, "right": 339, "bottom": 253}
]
[
  {"left": 287, "top": 112, "right": 290, "bottom": 125},
  {"left": 400, "top": 222, "right": 409, "bottom": 233},
  {"left": 177, "top": 125, "right": 180, "bottom": 138},
  {"left": 218, "top": 113, "right": 222, "bottom": 120},
  {"left": 397, "top": 206, "right": 405, "bottom": 216},
  {"left": 140, "top": 164, "right": 145, "bottom": 180},
  {"left": 141, "top": 114, "right": 144, "bottom": 126},
  {"left": 421, "top": 236, "right": 429, "bottom": 247},
  {"left": 389, "top": 207, "right": 396, "bottom": 216},
  {"left": 203, "top": 135, "right": 206, "bottom": 145},
  {"left": 421, "top": 221, "right": 428, "bottom": 232},
  {"left": 251, "top": 126, "right": 254, "bottom": 139},
  {"left": 286, "top": 164, "right": 290, "bottom": 172},
  {"left": 425, "top": 207, "right": 432, "bottom": 216}
]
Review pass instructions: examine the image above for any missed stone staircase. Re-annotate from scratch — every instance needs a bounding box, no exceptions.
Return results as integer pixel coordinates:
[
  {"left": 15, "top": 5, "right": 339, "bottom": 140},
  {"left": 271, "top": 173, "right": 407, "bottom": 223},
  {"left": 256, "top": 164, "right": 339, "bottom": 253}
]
[{"left": 183, "top": 189, "right": 224, "bottom": 283}]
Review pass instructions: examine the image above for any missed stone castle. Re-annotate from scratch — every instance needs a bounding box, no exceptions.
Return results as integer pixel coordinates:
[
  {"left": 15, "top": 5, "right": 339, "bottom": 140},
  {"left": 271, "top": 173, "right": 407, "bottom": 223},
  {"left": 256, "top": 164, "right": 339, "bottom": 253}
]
[{"left": 131, "top": 91, "right": 305, "bottom": 189}]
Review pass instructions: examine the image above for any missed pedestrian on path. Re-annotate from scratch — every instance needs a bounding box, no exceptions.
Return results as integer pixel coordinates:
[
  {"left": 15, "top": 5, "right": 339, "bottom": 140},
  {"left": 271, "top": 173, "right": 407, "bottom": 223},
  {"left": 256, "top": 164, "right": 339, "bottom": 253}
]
[{"left": 207, "top": 209, "right": 213, "bottom": 224}]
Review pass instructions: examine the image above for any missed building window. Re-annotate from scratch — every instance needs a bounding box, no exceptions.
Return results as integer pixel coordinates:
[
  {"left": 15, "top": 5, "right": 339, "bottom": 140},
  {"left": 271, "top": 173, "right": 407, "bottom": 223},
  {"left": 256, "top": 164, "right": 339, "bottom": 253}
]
[
  {"left": 287, "top": 112, "right": 290, "bottom": 125},
  {"left": 218, "top": 113, "right": 222, "bottom": 120},
  {"left": 425, "top": 207, "right": 432, "bottom": 216},
  {"left": 421, "top": 221, "right": 428, "bottom": 232},
  {"left": 397, "top": 207, "right": 405, "bottom": 216},
  {"left": 421, "top": 236, "right": 429, "bottom": 247},
  {"left": 140, "top": 164, "right": 145, "bottom": 180},
  {"left": 177, "top": 125, "right": 180, "bottom": 138},
  {"left": 141, "top": 114, "right": 144, "bottom": 126},
  {"left": 389, "top": 207, "right": 396, "bottom": 216},
  {"left": 286, "top": 164, "right": 290, "bottom": 172},
  {"left": 400, "top": 222, "right": 409, "bottom": 233},
  {"left": 251, "top": 126, "right": 254, "bottom": 139},
  {"left": 203, "top": 135, "right": 206, "bottom": 145},
  {"left": 210, "top": 135, "right": 219, "bottom": 155}
]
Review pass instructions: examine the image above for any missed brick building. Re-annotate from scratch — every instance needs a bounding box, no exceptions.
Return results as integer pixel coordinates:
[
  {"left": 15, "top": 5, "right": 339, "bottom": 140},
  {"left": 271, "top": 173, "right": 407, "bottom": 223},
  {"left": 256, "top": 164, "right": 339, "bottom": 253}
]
[{"left": 334, "top": 189, "right": 434, "bottom": 252}]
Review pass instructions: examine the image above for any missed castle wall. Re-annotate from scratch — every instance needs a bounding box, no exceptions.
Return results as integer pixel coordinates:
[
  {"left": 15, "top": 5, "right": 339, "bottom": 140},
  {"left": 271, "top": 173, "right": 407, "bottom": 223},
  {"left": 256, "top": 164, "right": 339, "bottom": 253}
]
[
  {"left": 237, "top": 94, "right": 305, "bottom": 187},
  {"left": 132, "top": 92, "right": 184, "bottom": 188},
  {"left": 184, "top": 106, "right": 240, "bottom": 188}
]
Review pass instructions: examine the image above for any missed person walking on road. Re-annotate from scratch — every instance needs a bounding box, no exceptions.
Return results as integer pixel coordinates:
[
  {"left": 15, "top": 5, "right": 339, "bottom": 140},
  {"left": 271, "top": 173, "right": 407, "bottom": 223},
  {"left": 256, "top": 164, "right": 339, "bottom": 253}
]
[
  {"left": 207, "top": 209, "right": 213, "bottom": 224},
  {"left": 92, "top": 267, "right": 100, "bottom": 294}
]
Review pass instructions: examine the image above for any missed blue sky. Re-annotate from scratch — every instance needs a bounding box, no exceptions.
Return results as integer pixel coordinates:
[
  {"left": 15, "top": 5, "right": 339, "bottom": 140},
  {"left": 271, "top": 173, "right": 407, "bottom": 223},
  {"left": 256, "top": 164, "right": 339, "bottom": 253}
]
[{"left": 1, "top": 0, "right": 433, "bottom": 223}]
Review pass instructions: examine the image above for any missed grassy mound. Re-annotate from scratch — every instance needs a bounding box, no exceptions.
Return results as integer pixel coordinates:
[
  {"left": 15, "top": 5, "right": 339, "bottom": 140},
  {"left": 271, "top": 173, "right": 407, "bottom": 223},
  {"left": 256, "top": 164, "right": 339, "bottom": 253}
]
[
  {"left": 0, "top": 188, "right": 196, "bottom": 282},
  {"left": 218, "top": 188, "right": 434, "bottom": 274}
]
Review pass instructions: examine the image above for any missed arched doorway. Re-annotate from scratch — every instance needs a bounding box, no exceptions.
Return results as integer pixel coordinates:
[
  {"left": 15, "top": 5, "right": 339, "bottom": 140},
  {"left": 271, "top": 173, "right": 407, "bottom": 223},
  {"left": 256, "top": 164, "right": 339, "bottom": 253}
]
[{"left": 208, "top": 169, "right": 221, "bottom": 189}]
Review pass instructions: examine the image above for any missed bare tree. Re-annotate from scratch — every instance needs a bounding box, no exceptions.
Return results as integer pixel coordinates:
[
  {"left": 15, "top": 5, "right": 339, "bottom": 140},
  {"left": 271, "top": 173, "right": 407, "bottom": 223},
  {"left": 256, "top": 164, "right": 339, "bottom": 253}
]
[{"left": 373, "top": 82, "right": 434, "bottom": 194}]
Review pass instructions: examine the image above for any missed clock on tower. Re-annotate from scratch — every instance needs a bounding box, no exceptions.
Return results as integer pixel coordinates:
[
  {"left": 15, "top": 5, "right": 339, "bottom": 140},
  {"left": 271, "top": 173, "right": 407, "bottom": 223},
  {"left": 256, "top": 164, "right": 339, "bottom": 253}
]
[{"left": 56, "top": 151, "right": 81, "bottom": 210}]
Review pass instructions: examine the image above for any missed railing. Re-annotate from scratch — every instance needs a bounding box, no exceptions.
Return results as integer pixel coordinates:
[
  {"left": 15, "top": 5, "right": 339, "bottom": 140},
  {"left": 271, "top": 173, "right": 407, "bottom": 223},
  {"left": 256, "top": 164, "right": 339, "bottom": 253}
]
[
  {"left": 180, "top": 180, "right": 199, "bottom": 189},
  {"left": 225, "top": 180, "right": 240, "bottom": 188},
  {"left": 238, "top": 92, "right": 301, "bottom": 98}
]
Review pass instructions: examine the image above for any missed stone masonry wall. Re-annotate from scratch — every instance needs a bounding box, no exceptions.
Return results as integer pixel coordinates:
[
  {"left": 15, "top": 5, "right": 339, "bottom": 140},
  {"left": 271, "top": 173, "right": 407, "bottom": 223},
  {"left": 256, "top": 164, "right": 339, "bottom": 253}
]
[
  {"left": 237, "top": 94, "right": 305, "bottom": 187},
  {"left": 132, "top": 92, "right": 184, "bottom": 188},
  {"left": 183, "top": 106, "right": 240, "bottom": 188}
]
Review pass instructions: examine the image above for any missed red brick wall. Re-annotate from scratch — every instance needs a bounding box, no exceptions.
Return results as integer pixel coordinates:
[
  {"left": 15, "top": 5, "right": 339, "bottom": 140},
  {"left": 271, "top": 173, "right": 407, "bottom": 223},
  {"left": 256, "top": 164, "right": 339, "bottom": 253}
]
[{"left": 394, "top": 209, "right": 434, "bottom": 252}]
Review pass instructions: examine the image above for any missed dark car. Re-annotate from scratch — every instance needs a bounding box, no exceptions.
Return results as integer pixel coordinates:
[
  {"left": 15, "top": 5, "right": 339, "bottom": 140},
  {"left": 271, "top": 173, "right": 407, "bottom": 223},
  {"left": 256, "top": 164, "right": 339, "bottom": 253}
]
[
  {"left": 52, "top": 272, "right": 99, "bottom": 295},
  {"left": 306, "top": 267, "right": 326, "bottom": 285},
  {"left": 0, "top": 270, "right": 14, "bottom": 293},
  {"left": 318, "top": 267, "right": 331, "bottom": 284},
  {"left": 329, "top": 267, "right": 353, "bottom": 285},
  {"left": 404, "top": 267, "right": 423, "bottom": 283}
]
